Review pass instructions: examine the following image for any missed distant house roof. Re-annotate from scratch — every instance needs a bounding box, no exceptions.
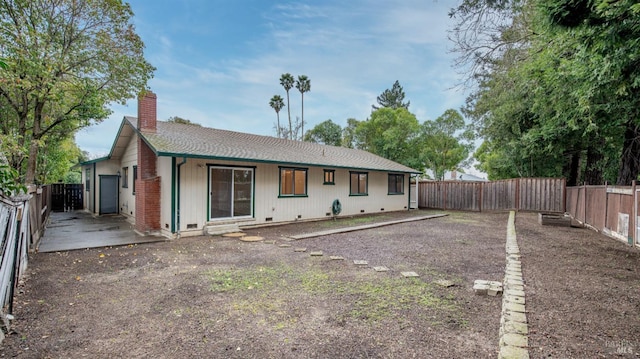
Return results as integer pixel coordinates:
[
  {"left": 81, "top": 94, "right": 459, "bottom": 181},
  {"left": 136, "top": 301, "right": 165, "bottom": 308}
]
[
  {"left": 89, "top": 117, "right": 420, "bottom": 174},
  {"left": 443, "top": 170, "right": 488, "bottom": 182}
]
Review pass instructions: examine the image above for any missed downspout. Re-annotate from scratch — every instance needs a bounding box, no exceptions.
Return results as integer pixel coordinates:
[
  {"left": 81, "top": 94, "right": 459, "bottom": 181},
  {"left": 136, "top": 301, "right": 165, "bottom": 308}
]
[
  {"left": 92, "top": 162, "right": 96, "bottom": 214},
  {"left": 176, "top": 157, "right": 187, "bottom": 238},
  {"left": 407, "top": 174, "right": 412, "bottom": 211}
]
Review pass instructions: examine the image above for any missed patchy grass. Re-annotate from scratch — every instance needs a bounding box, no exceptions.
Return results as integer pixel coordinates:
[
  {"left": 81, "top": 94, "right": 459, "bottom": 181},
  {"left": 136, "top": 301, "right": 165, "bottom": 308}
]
[{"left": 203, "top": 263, "right": 462, "bottom": 327}]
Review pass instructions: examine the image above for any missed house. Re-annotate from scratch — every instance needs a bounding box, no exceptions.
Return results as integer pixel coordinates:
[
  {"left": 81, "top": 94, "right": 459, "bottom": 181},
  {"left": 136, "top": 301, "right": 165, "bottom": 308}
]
[
  {"left": 446, "top": 170, "right": 488, "bottom": 182},
  {"left": 80, "top": 92, "right": 421, "bottom": 238}
]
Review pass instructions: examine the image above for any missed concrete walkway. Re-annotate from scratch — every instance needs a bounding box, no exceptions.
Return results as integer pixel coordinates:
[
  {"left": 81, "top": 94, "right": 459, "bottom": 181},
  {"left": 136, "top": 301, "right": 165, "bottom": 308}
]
[
  {"left": 37, "top": 211, "right": 166, "bottom": 253},
  {"left": 287, "top": 214, "right": 448, "bottom": 240}
]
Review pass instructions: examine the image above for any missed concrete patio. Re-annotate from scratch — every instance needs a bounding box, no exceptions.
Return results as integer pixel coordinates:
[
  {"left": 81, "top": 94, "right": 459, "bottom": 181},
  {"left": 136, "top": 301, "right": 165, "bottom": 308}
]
[{"left": 37, "top": 211, "right": 166, "bottom": 253}]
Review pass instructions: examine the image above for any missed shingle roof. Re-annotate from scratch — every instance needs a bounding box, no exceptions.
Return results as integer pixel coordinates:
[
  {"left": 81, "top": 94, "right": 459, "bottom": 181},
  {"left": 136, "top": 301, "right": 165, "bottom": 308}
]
[{"left": 126, "top": 117, "right": 420, "bottom": 174}]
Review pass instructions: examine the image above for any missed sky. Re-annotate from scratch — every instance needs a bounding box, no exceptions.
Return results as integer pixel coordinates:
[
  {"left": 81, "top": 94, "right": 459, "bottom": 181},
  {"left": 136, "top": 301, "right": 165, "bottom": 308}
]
[{"left": 76, "top": 0, "right": 472, "bottom": 170}]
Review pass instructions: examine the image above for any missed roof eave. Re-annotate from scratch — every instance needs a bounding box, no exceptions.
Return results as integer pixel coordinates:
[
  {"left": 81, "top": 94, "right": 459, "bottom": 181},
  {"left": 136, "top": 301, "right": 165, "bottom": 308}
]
[{"left": 155, "top": 151, "right": 420, "bottom": 174}]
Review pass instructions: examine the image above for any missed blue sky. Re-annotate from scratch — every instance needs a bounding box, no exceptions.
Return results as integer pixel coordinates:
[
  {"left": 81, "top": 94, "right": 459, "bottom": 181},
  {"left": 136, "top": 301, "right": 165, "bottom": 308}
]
[{"left": 76, "top": 0, "right": 468, "bottom": 160}]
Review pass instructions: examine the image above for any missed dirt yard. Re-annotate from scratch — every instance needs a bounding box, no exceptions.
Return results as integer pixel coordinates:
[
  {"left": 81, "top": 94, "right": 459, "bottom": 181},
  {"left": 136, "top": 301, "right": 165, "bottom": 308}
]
[{"left": 2, "top": 211, "right": 639, "bottom": 358}]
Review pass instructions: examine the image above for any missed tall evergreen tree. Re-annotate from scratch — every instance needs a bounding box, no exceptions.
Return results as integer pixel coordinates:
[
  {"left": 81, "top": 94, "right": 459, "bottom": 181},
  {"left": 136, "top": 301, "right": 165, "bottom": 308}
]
[{"left": 372, "top": 80, "right": 410, "bottom": 111}]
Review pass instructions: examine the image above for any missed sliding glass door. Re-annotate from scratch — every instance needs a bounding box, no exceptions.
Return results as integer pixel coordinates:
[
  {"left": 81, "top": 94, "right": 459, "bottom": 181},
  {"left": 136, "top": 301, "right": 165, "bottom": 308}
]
[{"left": 209, "top": 167, "right": 254, "bottom": 220}]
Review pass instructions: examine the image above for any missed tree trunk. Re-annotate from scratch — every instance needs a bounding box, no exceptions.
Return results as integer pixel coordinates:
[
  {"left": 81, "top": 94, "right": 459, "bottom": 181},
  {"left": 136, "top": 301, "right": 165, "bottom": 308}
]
[
  {"left": 301, "top": 92, "right": 304, "bottom": 140},
  {"left": 286, "top": 91, "right": 292, "bottom": 140},
  {"left": 564, "top": 151, "right": 580, "bottom": 186},
  {"left": 25, "top": 101, "right": 45, "bottom": 185},
  {"left": 584, "top": 145, "right": 604, "bottom": 185},
  {"left": 616, "top": 121, "right": 640, "bottom": 185}
]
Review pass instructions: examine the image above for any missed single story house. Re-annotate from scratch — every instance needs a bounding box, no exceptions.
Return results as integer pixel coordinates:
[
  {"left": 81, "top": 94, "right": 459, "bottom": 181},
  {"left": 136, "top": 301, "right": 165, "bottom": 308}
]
[{"left": 80, "top": 92, "right": 421, "bottom": 238}]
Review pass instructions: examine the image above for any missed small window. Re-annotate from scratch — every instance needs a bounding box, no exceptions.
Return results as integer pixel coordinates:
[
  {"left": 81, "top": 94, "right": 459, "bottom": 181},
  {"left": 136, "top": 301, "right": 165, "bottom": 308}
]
[
  {"left": 280, "top": 167, "right": 307, "bottom": 197},
  {"left": 85, "top": 169, "right": 91, "bottom": 191},
  {"left": 388, "top": 174, "right": 404, "bottom": 195},
  {"left": 122, "top": 167, "right": 129, "bottom": 188},
  {"left": 132, "top": 166, "right": 138, "bottom": 195},
  {"left": 350, "top": 172, "right": 368, "bottom": 196},
  {"left": 323, "top": 169, "right": 335, "bottom": 185}
]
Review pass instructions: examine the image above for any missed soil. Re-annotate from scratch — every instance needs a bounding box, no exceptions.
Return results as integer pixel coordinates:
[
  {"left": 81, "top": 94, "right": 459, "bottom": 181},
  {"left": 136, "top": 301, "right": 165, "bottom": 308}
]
[{"left": 1, "top": 210, "right": 639, "bottom": 358}]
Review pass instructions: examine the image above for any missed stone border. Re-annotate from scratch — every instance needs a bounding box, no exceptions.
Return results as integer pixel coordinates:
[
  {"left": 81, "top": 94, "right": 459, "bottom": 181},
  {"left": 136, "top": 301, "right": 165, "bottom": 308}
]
[{"left": 498, "top": 211, "right": 530, "bottom": 359}]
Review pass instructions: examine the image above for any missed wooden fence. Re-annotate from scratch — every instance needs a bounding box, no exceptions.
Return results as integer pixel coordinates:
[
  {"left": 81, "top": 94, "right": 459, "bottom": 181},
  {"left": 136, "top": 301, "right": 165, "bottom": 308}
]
[
  {"left": 1, "top": 185, "right": 52, "bottom": 342},
  {"left": 566, "top": 183, "right": 639, "bottom": 246},
  {"left": 51, "top": 183, "right": 83, "bottom": 212},
  {"left": 0, "top": 194, "right": 30, "bottom": 341},
  {"left": 418, "top": 178, "right": 566, "bottom": 213}
]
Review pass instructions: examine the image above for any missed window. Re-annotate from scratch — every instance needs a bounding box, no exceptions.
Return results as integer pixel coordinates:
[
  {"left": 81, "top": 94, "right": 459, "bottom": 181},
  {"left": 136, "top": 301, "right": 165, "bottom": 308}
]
[
  {"left": 132, "top": 165, "right": 138, "bottom": 195},
  {"left": 280, "top": 167, "right": 307, "bottom": 197},
  {"left": 323, "top": 169, "right": 335, "bottom": 185},
  {"left": 85, "top": 169, "right": 91, "bottom": 191},
  {"left": 122, "top": 167, "right": 129, "bottom": 188},
  {"left": 388, "top": 174, "right": 404, "bottom": 194},
  {"left": 350, "top": 172, "right": 368, "bottom": 196}
]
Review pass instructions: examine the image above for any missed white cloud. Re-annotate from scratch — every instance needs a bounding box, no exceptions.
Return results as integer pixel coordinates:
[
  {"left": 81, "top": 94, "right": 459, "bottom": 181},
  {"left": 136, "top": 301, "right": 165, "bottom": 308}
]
[{"left": 77, "top": 0, "right": 467, "bottom": 156}]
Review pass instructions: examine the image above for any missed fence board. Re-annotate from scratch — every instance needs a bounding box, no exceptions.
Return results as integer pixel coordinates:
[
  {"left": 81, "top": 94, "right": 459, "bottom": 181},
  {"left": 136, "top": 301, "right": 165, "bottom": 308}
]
[
  {"left": 0, "top": 196, "right": 29, "bottom": 328},
  {"left": 419, "top": 178, "right": 565, "bottom": 213},
  {"left": 566, "top": 183, "right": 637, "bottom": 245}
]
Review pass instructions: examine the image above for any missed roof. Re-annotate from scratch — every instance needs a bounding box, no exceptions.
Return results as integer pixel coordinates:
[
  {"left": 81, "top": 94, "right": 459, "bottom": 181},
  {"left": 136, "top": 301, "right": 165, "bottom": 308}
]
[{"left": 126, "top": 117, "right": 420, "bottom": 174}]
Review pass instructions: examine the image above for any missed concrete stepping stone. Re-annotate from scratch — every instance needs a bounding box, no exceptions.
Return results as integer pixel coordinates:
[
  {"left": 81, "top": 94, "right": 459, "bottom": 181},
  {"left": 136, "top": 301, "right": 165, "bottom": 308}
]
[
  {"left": 505, "top": 295, "right": 525, "bottom": 305},
  {"left": 329, "top": 256, "right": 344, "bottom": 260},
  {"left": 434, "top": 279, "right": 455, "bottom": 287},
  {"left": 501, "top": 333, "right": 528, "bottom": 348},
  {"left": 373, "top": 266, "right": 389, "bottom": 272},
  {"left": 278, "top": 244, "right": 292, "bottom": 248},
  {"left": 353, "top": 260, "right": 368, "bottom": 265},
  {"left": 294, "top": 247, "right": 307, "bottom": 252},
  {"left": 239, "top": 236, "right": 263, "bottom": 242},
  {"left": 473, "top": 281, "right": 490, "bottom": 295},
  {"left": 401, "top": 271, "right": 420, "bottom": 277},
  {"left": 310, "top": 251, "right": 323, "bottom": 256},
  {"left": 499, "top": 345, "right": 530, "bottom": 359}
]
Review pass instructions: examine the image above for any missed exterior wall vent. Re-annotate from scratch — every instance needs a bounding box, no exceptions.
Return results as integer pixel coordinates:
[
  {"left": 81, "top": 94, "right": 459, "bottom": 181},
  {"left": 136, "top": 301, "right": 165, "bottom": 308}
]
[{"left": 186, "top": 223, "right": 197, "bottom": 229}]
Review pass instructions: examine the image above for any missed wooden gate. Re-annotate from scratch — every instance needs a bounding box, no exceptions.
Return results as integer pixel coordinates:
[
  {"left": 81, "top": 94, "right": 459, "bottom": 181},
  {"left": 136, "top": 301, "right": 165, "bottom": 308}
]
[{"left": 51, "top": 183, "right": 83, "bottom": 212}]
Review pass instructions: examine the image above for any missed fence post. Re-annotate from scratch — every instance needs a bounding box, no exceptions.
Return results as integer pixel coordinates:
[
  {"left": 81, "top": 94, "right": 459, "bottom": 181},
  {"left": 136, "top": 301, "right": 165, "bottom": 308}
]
[
  {"left": 562, "top": 178, "right": 567, "bottom": 212},
  {"left": 632, "top": 180, "right": 637, "bottom": 245},
  {"left": 478, "top": 181, "right": 483, "bottom": 212},
  {"left": 604, "top": 181, "right": 609, "bottom": 231},
  {"left": 515, "top": 178, "right": 520, "bottom": 211}
]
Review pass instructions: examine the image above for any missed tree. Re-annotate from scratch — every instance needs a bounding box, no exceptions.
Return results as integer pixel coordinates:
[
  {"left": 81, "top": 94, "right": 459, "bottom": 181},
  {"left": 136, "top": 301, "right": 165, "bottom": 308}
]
[
  {"left": 278, "top": 116, "right": 304, "bottom": 141},
  {"left": 279, "top": 73, "right": 295, "bottom": 139},
  {"left": 355, "top": 108, "right": 421, "bottom": 169},
  {"left": 0, "top": 0, "right": 155, "bottom": 184},
  {"left": 421, "top": 109, "right": 474, "bottom": 181},
  {"left": 341, "top": 118, "right": 360, "bottom": 149},
  {"left": 295, "top": 75, "right": 311, "bottom": 140},
  {"left": 539, "top": 0, "right": 640, "bottom": 185},
  {"left": 372, "top": 80, "right": 410, "bottom": 111},
  {"left": 304, "top": 119, "right": 342, "bottom": 146},
  {"left": 268, "top": 95, "right": 285, "bottom": 138},
  {"left": 167, "top": 116, "right": 201, "bottom": 126}
]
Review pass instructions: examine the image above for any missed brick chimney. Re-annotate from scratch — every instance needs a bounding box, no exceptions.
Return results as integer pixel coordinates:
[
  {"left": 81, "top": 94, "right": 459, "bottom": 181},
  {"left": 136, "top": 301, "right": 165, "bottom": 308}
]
[
  {"left": 135, "top": 90, "right": 160, "bottom": 234},
  {"left": 138, "top": 91, "right": 157, "bottom": 132}
]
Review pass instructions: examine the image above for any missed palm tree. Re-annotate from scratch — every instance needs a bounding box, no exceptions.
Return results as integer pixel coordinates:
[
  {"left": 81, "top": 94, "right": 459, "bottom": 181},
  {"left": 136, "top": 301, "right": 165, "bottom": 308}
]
[
  {"left": 269, "top": 95, "right": 285, "bottom": 138},
  {"left": 279, "top": 73, "right": 295, "bottom": 139},
  {"left": 295, "top": 75, "right": 311, "bottom": 140}
]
